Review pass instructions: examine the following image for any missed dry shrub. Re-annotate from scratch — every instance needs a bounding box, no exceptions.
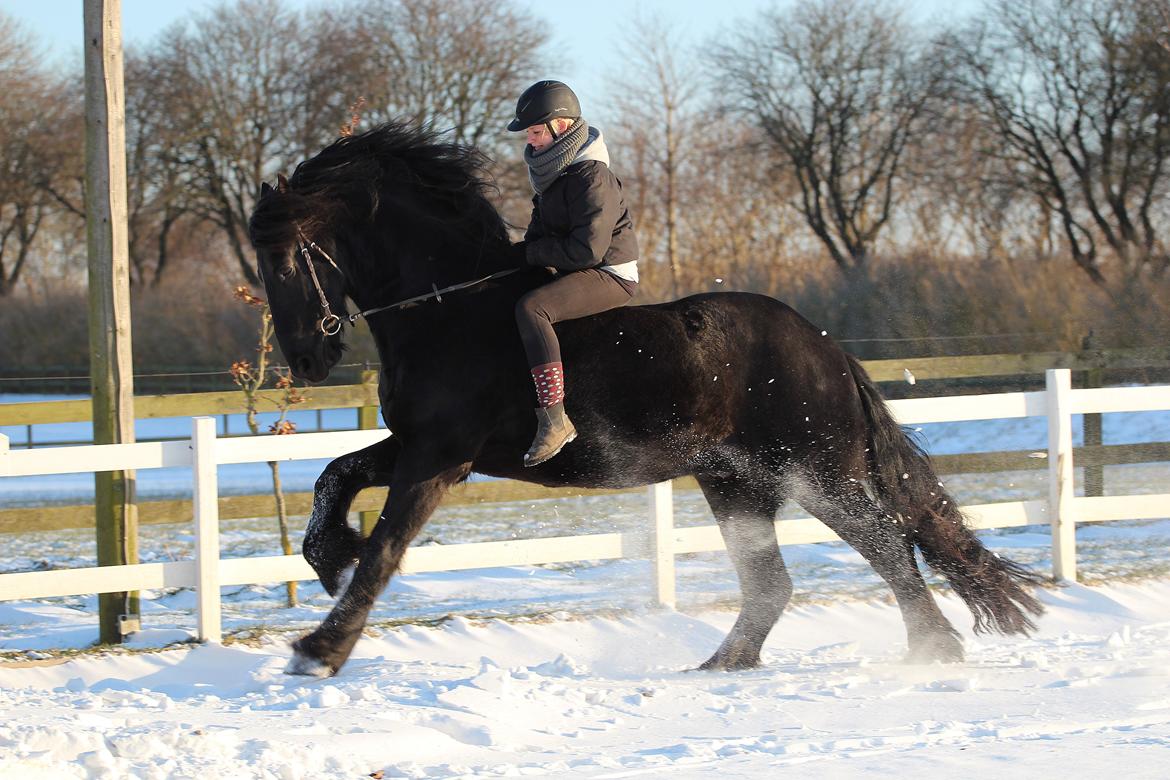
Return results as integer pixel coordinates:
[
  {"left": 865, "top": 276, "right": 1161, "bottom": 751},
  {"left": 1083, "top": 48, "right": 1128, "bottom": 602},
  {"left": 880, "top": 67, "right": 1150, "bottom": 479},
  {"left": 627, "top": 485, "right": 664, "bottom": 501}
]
[
  {"left": 3, "top": 250, "right": 1166, "bottom": 391},
  {"left": 0, "top": 286, "right": 89, "bottom": 371},
  {"left": 637, "top": 250, "right": 1169, "bottom": 360},
  {"left": 0, "top": 268, "right": 257, "bottom": 389}
]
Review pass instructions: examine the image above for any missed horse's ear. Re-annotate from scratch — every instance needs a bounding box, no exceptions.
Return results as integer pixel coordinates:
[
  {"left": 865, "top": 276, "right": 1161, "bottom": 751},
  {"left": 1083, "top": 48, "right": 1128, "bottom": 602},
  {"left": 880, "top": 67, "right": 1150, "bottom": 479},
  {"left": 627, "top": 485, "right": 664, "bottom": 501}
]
[
  {"left": 260, "top": 181, "right": 273, "bottom": 198},
  {"left": 276, "top": 173, "right": 290, "bottom": 193}
]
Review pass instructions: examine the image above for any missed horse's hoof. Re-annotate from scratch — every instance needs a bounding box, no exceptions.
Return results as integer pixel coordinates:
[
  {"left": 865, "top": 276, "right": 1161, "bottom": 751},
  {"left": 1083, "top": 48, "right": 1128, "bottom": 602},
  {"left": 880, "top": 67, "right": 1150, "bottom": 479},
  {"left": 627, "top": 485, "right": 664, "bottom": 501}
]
[
  {"left": 696, "top": 651, "right": 761, "bottom": 672},
  {"left": 285, "top": 649, "right": 335, "bottom": 678},
  {"left": 286, "top": 635, "right": 337, "bottom": 677},
  {"left": 904, "top": 633, "right": 965, "bottom": 664}
]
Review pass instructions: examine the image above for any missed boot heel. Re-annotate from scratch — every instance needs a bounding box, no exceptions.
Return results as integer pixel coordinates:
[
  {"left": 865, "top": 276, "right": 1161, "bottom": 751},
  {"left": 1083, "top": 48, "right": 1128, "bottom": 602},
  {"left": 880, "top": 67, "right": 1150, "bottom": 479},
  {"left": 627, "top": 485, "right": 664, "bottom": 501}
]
[{"left": 524, "top": 400, "right": 576, "bottom": 466}]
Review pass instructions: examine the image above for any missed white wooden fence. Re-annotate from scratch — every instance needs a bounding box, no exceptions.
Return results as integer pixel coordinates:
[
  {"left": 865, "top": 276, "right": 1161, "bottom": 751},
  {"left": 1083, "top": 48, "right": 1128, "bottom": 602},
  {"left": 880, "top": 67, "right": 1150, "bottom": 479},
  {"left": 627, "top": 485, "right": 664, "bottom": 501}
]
[{"left": 1, "top": 369, "right": 1168, "bottom": 644}]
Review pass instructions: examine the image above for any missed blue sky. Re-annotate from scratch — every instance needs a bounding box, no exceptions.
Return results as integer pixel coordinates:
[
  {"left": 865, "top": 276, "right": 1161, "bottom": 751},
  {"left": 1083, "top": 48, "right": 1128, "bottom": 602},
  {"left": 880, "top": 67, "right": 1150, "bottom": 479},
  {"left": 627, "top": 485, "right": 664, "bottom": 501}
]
[{"left": 10, "top": 0, "right": 983, "bottom": 117}]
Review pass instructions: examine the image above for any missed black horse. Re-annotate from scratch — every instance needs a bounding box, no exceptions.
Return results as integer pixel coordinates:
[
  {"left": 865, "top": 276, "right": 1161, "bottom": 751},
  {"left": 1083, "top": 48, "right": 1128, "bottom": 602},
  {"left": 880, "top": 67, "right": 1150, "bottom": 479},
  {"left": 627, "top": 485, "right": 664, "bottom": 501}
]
[{"left": 248, "top": 122, "right": 1042, "bottom": 677}]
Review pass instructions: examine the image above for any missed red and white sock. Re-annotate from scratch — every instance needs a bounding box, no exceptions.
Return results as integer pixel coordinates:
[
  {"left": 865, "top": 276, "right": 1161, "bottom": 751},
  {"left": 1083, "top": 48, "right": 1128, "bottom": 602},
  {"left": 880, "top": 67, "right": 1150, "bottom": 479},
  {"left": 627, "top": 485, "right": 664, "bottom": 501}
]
[{"left": 531, "top": 362, "right": 565, "bottom": 408}]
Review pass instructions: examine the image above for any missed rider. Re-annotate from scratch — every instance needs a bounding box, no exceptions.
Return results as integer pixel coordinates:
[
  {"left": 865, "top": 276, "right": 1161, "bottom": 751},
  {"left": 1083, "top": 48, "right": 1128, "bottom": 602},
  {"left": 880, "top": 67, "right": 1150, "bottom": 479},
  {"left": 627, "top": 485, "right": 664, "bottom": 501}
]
[{"left": 508, "top": 80, "right": 639, "bottom": 467}]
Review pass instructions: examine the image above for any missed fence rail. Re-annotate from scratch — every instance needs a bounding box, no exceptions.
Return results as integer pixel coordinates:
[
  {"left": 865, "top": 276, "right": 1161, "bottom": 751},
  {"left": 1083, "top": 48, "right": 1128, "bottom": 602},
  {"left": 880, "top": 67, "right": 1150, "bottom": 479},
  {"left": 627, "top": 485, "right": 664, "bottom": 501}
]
[
  {"left": 0, "top": 382, "right": 380, "bottom": 427},
  {"left": 1, "top": 369, "right": 1169, "bottom": 645},
  {"left": 3, "top": 347, "right": 1169, "bottom": 428},
  {"left": 5, "top": 350, "right": 1170, "bottom": 534},
  {"left": 4, "top": 442, "right": 1168, "bottom": 535}
]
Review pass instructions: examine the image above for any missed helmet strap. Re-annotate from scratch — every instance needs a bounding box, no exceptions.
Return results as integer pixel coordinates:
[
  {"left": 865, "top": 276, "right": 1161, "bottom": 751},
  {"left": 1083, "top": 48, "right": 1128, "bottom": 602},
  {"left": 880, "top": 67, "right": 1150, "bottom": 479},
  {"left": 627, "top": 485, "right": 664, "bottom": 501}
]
[{"left": 545, "top": 120, "right": 560, "bottom": 141}]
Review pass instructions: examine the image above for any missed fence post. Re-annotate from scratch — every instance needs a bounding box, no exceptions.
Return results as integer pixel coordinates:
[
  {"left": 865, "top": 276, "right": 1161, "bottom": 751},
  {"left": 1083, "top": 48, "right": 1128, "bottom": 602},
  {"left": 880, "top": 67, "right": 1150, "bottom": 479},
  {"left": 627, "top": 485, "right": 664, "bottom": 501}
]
[
  {"left": 1046, "top": 369, "right": 1077, "bottom": 582},
  {"left": 650, "top": 480, "right": 676, "bottom": 608},
  {"left": 192, "top": 416, "right": 222, "bottom": 642},
  {"left": 358, "top": 369, "right": 381, "bottom": 537},
  {"left": 1080, "top": 332, "right": 1104, "bottom": 497}
]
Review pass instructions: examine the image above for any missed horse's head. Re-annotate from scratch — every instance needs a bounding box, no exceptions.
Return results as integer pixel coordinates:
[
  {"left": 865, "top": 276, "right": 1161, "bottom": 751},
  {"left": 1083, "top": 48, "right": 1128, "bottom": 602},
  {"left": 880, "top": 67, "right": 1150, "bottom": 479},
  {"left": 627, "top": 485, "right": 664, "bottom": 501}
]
[
  {"left": 249, "top": 176, "right": 349, "bottom": 383},
  {"left": 248, "top": 122, "right": 515, "bottom": 381}
]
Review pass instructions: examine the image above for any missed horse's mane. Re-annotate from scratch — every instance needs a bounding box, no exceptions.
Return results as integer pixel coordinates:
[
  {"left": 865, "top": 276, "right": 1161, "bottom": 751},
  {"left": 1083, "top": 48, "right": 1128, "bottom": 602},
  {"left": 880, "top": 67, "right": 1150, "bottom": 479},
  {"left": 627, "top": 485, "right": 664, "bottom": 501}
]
[{"left": 248, "top": 121, "right": 510, "bottom": 255}]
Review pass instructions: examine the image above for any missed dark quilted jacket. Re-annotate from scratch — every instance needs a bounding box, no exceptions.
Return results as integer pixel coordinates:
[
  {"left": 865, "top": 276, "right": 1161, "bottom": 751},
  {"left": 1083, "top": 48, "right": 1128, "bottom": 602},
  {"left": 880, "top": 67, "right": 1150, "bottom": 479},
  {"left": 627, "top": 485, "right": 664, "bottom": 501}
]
[{"left": 523, "top": 160, "right": 638, "bottom": 271}]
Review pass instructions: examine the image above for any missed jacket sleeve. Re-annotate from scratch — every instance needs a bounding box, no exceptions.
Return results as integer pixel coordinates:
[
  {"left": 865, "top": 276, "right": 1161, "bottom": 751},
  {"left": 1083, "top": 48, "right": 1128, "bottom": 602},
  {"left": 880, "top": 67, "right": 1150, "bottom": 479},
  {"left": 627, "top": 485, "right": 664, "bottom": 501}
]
[
  {"left": 523, "top": 195, "right": 545, "bottom": 242},
  {"left": 526, "top": 166, "right": 620, "bottom": 271}
]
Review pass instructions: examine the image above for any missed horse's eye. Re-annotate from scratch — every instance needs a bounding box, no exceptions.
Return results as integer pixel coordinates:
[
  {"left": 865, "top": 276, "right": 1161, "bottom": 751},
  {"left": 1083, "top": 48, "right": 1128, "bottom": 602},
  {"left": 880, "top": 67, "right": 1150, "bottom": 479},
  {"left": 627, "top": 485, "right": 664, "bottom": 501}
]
[{"left": 277, "top": 265, "right": 295, "bottom": 282}]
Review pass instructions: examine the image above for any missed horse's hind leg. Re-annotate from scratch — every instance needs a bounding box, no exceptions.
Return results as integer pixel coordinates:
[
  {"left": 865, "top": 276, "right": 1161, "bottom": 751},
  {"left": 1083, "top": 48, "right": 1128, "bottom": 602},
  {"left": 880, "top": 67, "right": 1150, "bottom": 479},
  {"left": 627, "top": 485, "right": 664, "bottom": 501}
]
[
  {"left": 305, "top": 435, "right": 400, "bottom": 596},
  {"left": 792, "top": 475, "right": 964, "bottom": 663},
  {"left": 696, "top": 474, "right": 791, "bottom": 671}
]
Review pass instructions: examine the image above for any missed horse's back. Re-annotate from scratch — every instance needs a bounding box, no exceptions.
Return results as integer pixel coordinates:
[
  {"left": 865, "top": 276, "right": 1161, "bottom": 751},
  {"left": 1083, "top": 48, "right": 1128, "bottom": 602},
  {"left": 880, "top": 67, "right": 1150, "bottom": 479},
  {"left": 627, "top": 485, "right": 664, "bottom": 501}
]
[
  {"left": 524, "top": 291, "right": 866, "bottom": 487},
  {"left": 561, "top": 291, "right": 855, "bottom": 404}
]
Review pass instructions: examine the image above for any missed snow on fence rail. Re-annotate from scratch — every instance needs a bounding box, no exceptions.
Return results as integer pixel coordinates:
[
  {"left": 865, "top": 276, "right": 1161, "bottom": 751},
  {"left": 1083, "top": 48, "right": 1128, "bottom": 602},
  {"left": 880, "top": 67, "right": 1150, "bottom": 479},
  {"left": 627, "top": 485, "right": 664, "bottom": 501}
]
[{"left": 1, "top": 369, "right": 1168, "bottom": 643}]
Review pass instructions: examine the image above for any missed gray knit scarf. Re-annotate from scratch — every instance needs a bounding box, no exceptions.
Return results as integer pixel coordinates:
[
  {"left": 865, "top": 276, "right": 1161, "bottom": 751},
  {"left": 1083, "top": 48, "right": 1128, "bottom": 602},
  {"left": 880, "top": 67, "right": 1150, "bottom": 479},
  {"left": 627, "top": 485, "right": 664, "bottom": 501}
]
[{"left": 524, "top": 118, "right": 589, "bottom": 195}]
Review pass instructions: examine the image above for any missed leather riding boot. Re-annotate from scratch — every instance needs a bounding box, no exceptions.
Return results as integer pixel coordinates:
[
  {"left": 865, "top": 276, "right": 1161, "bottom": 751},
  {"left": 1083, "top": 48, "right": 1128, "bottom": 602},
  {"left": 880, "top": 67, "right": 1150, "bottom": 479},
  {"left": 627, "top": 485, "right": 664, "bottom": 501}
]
[{"left": 524, "top": 401, "right": 577, "bottom": 467}]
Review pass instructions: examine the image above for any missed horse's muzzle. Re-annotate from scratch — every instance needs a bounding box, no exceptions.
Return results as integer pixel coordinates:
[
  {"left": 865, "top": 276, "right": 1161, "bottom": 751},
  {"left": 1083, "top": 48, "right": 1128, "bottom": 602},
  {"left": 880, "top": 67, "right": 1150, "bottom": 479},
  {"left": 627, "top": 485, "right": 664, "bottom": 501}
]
[{"left": 291, "top": 353, "right": 330, "bottom": 384}]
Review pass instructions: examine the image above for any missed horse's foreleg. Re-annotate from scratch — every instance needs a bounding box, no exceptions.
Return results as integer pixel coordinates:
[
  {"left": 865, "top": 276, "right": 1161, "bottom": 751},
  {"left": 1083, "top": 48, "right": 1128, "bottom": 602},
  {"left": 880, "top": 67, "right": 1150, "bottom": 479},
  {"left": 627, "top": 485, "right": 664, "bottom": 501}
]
[
  {"left": 304, "top": 435, "right": 400, "bottom": 596},
  {"left": 288, "top": 460, "right": 469, "bottom": 677}
]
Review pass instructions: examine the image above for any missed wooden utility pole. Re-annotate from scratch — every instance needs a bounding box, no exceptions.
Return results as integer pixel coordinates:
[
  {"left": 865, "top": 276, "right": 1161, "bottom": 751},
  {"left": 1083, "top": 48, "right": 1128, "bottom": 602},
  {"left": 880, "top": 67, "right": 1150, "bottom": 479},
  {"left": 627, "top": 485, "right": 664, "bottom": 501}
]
[{"left": 84, "top": 0, "right": 139, "bottom": 644}]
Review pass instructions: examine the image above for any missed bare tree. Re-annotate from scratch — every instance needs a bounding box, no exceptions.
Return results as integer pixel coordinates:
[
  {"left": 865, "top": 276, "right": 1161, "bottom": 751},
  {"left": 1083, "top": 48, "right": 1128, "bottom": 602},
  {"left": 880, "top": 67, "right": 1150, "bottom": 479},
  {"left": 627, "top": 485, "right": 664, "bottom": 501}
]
[
  {"left": 344, "top": 0, "right": 548, "bottom": 155},
  {"left": 710, "top": 0, "right": 943, "bottom": 272},
  {"left": 123, "top": 52, "right": 193, "bottom": 286},
  {"left": 144, "top": 0, "right": 352, "bottom": 284},
  {"left": 0, "top": 13, "right": 71, "bottom": 296},
  {"left": 678, "top": 120, "right": 805, "bottom": 295},
  {"left": 33, "top": 80, "right": 87, "bottom": 235},
  {"left": 949, "top": 0, "right": 1170, "bottom": 285},
  {"left": 904, "top": 103, "right": 1049, "bottom": 261},
  {"left": 335, "top": 0, "right": 549, "bottom": 233},
  {"left": 607, "top": 14, "right": 702, "bottom": 296},
  {"left": 119, "top": 0, "right": 545, "bottom": 285}
]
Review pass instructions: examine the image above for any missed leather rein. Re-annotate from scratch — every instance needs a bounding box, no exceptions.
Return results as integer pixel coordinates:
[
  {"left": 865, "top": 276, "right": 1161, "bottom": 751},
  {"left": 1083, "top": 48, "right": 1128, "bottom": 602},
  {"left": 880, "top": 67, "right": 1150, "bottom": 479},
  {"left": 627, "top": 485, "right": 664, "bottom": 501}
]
[{"left": 295, "top": 236, "right": 518, "bottom": 337}]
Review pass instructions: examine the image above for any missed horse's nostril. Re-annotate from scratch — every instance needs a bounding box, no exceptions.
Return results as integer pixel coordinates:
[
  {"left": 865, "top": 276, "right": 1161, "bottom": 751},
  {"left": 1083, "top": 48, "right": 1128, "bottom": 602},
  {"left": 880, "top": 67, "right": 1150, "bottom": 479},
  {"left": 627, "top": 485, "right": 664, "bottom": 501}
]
[{"left": 293, "top": 356, "right": 314, "bottom": 378}]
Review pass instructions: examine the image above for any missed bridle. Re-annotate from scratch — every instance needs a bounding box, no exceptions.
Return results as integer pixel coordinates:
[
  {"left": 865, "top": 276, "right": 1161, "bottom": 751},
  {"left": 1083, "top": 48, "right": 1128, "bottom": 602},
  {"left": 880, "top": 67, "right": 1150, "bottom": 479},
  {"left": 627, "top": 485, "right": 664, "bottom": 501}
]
[
  {"left": 296, "top": 238, "right": 345, "bottom": 336},
  {"left": 294, "top": 235, "right": 518, "bottom": 338}
]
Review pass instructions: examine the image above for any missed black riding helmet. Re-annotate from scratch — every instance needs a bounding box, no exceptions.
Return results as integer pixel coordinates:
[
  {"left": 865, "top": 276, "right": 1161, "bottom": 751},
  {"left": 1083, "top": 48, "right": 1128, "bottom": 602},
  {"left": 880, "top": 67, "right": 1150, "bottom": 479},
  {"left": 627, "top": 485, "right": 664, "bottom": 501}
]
[{"left": 507, "top": 80, "right": 581, "bottom": 133}]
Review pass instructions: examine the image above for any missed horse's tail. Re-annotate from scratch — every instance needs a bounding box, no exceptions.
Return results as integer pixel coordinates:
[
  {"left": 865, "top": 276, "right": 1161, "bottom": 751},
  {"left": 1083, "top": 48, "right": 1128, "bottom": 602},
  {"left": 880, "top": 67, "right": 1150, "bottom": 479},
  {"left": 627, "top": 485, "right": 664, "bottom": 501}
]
[{"left": 846, "top": 354, "right": 1044, "bottom": 635}]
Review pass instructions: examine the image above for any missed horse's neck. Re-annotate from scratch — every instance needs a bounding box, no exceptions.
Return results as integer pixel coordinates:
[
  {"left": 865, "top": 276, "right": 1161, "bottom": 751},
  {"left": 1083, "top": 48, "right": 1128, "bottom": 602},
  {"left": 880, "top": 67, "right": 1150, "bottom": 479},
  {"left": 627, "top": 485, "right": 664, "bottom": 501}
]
[
  {"left": 364, "top": 269, "right": 541, "bottom": 362},
  {"left": 368, "top": 189, "right": 512, "bottom": 295},
  {"left": 337, "top": 232, "right": 468, "bottom": 311},
  {"left": 382, "top": 243, "right": 511, "bottom": 302},
  {"left": 340, "top": 217, "right": 518, "bottom": 358}
]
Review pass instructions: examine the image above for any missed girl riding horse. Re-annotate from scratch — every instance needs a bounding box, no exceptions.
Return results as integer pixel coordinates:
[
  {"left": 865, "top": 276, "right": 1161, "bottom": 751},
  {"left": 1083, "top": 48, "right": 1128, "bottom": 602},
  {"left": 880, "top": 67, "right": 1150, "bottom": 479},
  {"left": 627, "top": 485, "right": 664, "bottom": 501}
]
[{"left": 508, "top": 80, "right": 639, "bottom": 466}]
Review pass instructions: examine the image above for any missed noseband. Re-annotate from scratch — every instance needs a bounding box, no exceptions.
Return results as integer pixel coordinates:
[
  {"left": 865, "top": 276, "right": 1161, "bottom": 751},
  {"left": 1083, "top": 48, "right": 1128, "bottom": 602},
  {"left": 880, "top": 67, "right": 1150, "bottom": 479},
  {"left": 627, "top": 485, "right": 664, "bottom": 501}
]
[{"left": 295, "top": 235, "right": 519, "bottom": 338}]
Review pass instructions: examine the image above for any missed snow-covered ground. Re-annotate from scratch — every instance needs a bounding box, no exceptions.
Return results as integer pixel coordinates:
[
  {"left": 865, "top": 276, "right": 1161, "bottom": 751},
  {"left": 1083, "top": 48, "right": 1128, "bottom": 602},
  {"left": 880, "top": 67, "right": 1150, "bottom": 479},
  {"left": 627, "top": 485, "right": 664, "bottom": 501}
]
[
  {"left": 2, "top": 509, "right": 1170, "bottom": 778},
  {"left": 1, "top": 577, "right": 1169, "bottom": 778}
]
